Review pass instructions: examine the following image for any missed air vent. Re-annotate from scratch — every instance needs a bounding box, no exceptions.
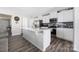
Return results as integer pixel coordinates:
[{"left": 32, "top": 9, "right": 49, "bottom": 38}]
[
  {"left": 34, "top": 16, "right": 38, "bottom": 18},
  {"left": 57, "top": 7, "right": 74, "bottom": 13},
  {"left": 42, "top": 13, "right": 50, "bottom": 16}
]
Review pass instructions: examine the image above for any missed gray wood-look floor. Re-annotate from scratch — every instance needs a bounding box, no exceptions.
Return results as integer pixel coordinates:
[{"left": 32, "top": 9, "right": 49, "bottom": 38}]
[
  {"left": 8, "top": 35, "right": 73, "bottom": 52},
  {"left": 0, "top": 37, "right": 8, "bottom": 52},
  {"left": 46, "top": 36, "right": 73, "bottom": 52},
  {"left": 8, "top": 35, "right": 41, "bottom": 52},
  {"left": 0, "top": 32, "right": 8, "bottom": 52}
]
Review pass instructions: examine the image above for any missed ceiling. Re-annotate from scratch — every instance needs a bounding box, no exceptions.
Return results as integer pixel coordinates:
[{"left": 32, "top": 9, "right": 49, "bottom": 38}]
[
  {"left": 0, "top": 7, "right": 69, "bottom": 18},
  {"left": 0, "top": 7, "right": 54, "bottom": 17}
]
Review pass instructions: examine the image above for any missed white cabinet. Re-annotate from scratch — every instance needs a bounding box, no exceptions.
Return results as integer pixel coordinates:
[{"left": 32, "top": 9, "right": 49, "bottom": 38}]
[
  {"left": 63, "top": 28, "right": 73, "bottom": 41},
  {"left": 23, "top": 29, "right": 51, "bottom": 51},
  {"left": 43, "top": 29, "right": 51, "bottom": 51},
  {"left": 42, "top": 15, "right": 50, "bottom": 23},
  {"left": 36, "top": 29, "right": 51, "bottom": 51},
  {"left": 58, "top": 12, "right": 64, "bottom": 22},
  {"left": 57, "top": 28, "right": 73, "bottom": 42},
  {"left": 56, "top": 28, "right": 64, "bottom": 38},
  {"left": 63, "top": 10, "right": 74, "bottom": 22},
  {"left": 58, "top": 10, "right": 74, "bottom": 22},
  {"left": 23, "top": 29, "right": 43, "bottom": 51}
]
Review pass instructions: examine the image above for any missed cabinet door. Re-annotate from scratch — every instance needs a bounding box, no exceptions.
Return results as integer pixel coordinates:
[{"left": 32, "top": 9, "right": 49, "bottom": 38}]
[
  {"left": 43, "top": 15, "right": 50, "bottom": 23},
  {"left": 36, "top": 32, "right": 43, "bottom": 43},
  {"left": 58, "top": 11, "right": 64, "bottom": 22},
  {"left": 58, "top": 10, "right": 74, "bottom": 22},
  {"left": 56, "top": 28, "right": 64, "bottom": 38},
  {"left": 63, "top": 28, "right": 73, "bottom": 42},
  {"left": 63, "top": 10, "right": 74, "bottom": 22}
]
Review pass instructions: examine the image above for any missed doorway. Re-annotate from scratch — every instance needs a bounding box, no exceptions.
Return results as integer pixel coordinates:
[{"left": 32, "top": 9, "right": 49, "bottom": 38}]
[{"left": 0, "top": 14, "right": 11, "bottom": 52}]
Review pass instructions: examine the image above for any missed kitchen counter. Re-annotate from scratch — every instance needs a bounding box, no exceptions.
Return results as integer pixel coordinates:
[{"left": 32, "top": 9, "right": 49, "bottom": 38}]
[{"left": 22, "top": 28, "right": 51, "bottom": 51}]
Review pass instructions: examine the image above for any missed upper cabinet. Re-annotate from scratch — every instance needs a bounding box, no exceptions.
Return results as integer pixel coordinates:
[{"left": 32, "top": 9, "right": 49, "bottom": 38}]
[
  {"left": 42, "top": 15, "right": 50, "bottom": 23},
  {"left": 57, "top": 11, "right": 64, "bottom": 22},
  {"left": 58, "top": 10, "right": 74, "bottom": 22}
]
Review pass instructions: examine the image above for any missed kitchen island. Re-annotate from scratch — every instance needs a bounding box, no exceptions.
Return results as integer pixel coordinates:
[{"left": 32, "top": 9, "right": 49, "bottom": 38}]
[{"left": 22, "top": 28, "right": 51, "bottom": 51}]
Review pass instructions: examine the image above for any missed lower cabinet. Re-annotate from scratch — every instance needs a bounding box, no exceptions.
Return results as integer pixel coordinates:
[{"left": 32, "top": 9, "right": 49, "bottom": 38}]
[
  {"left": 63, "top": 29, "right": 74, "bottom": 42},
  {"left": 23, "top": 29, "right": 51, "bottom": 51},
  {"left": 57, "top": 28, "right": 73, "bottom": 42},
  {"left": 56, "top": 28, "right": 64, "bottom": 39},
  {"left": 23, "top": 29, "right": 43, "bottom": 51}
]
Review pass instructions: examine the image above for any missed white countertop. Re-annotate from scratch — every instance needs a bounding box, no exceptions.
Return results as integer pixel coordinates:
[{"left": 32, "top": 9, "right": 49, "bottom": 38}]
[
  {"left": 22, "top": 27, "right": 52, "bottom": 35},
  {"left": 23, "top": 27, "right": 51, "bottom": 31}
]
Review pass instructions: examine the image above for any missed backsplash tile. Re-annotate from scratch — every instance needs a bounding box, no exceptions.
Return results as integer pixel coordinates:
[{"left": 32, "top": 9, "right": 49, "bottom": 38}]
[
  {"left": 57, "top": 22, "right": 73, "bottom": 28},
  {"left": 40, "top": 22, "right": 73, "bottom": 28}
]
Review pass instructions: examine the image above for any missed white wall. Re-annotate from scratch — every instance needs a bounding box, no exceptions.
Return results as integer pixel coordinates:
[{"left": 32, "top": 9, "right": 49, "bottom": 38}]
[
  {"left": 22, "top": 17, "right": 28, "bottom": 29},
  {"left": 50, "top": 11, "right": 57, "bottom": 18},
  {"left": 27, "top": 17, "right": 35, "bottom": 28},
  {"left": 74, "top": 7, "right": 79, "bottom": 51}
]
